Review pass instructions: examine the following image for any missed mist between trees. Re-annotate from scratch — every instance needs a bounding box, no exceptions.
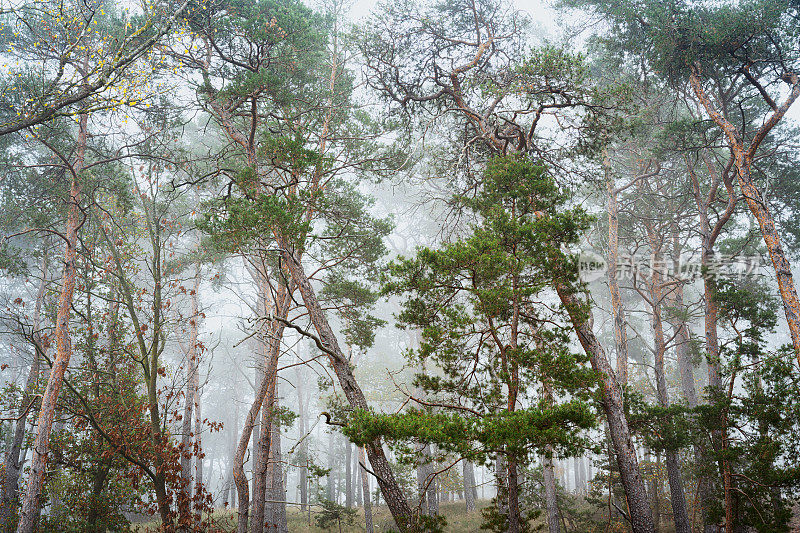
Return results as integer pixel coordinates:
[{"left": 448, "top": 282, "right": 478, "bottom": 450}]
[{"left": 1, "top": 0, "right": 800, "bottom": 532}]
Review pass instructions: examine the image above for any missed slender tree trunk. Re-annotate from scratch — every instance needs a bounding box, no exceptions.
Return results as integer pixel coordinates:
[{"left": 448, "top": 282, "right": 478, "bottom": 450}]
[
  {"left": 354, "top": 452, "right": 362, "bottom": 507},
  {"left": 543, "top": 447, "right": 561, "bottom": 533},
  {"left": 327, "top": 431, "right": 335, "bottom": 502},
  {"left": 225, "top": 399, "right": 239, "bottom": 509},
  {"left": 191, "top": 262, "right": 203, "bottom": 516},
  {"left": 670, "top": 227, "right": 699, "bottom": 408},
  {"left": 688, "top": 155, "right": 735, "bottom": 533},
  {"left": 507, "top": 458, "right": 522, "bottom": 533},
  {"left": 358, "top": 447, "right": 373, "bottom": 533},
  {"left": 180, "top": 262, "right": 201, "bottom": 526},
  {"left": 279, "top": 247, "right": 416, "bottom": 531},
  {"left": 495, "top": 455, "right": 508, "bottom": 524},
  {"left": 644, "top": 223, "right": 691, "bottom": 533},
  {"left": 235, "top": 282, "right": 291, "bottom": 533},
  {"left": 555, "top": 284, "right": 655, "bottom": 533},
  {"left": 265, "top": 406, "right": 287, "bottom": 533},
  {"left": 296, "top": 371, "right": 308, "bottom": 513},
  {"left": 345, "top": 441, "right": 353, "bottom": 508},
  {"left": 179, "top": 365, "right": 195, "bottom": 523},
  {"left": 193, "top": 369, "right": 203, "bottom": 508},
  {"left": 423, "top": 445, "right": 437, "bottom": 516},
  {"left": 15, "top": 113, "right": 87, "bottom": 533},
  {"left": 606, "top": 163, "right": 630, "bottom": 388},
  {"left": 252, "top": 355, "right": 276, "bottom": 533},
  {"left": 1, "top": 255, "right": 48, "bottom": 533}
]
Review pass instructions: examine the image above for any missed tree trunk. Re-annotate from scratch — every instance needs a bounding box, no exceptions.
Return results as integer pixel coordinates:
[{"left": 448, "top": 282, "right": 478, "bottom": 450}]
[
  {"left": 279, "top": 247, "right": 415, "bottom": 531},
  {"left": 645, "top": 224, "right": 691, "bottom": 533},
  {"left": 1, "top": 255, "right": 48, "bottom": 533},
  {"left": 296, "top": 370, "right": 308, "bottom": 513},
  {"left": 463, "top": 461, "right": 476, "bottom": 512},
  {"left": 690, "top": 70, "right": 800, "bottom": 362},
  {"left": 179, "top": 261, "right": 201, "bottom": 526},
  {"left": 358, "top": 447, "right": 374, "bottom": 533},
  {"left": 543, "top": 447, "right": 561, "bottom": 533},
  {"left": 15, "top": 113, "right": 87, "bottom": 533},
  {"left": 225, "top": 399, "right": 239, "bottom": 509},
  {"left": 606, "top": 163, "right": 630, "bottom": 388},
  {"left": 235, "top": 282, "right": 291, "bottom": 533},
  {"left": 345, "top": 441, "right": 353, "bottom": 508},
  {"left": 555, "top": 284, "right": 655, "bottom": 533},
  {"left": 687, "top": 154, "right": 735, "bottom": 533},
  {"left": 354, "top": 452, "right": 362, "bottom": 507},
  {"left": 252, "top": 358, "right": 277, "bottom": 533},
  {"left": 193, "top": 369, "right": 203, "bottom": 510},
  {"left": 265, "top": 407, "right": 287, "bottom": 533},
  {"left": 326, "top": 431, "right": 336, "bottom": 503},
  {"left": 507, "top": 458, "right": 522, "bottom": 533}
]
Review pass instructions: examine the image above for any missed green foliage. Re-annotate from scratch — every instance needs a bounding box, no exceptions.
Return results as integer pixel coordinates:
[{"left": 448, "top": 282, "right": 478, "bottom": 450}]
[
  {"left": 353, "top": 156, "right": 598, "bottom": 528},
  {"left": 315, "top": 498, "right": 357, "bottom": 531},
  {"left": 563, "top": 0, "right": 798, "bottom": 82},
  {"left": 192, "top": 0, "right": 327, "bottom": 105}
]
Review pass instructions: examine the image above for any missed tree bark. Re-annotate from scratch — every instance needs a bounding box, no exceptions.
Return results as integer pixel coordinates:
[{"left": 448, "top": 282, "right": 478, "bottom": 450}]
[
  {"left": 463, "top": 461, "right": 476, "bottom": 512},
  {"left": 15, "top": 112, "right": 87, "bottom": 533},
  {"left": 690, "top": 69, "right": 800, "bottom": 362},
  {"left": 543, "top": 447, "right": 561, "bottom": 533}
]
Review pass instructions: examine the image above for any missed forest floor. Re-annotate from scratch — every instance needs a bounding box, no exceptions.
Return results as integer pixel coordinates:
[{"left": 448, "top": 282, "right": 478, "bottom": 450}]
[
  {"left": 284, "top": 499, "right": 491, "bottom": 532},
  {"left": 134, "top": 500, "right": 495, "bottom": 532}
]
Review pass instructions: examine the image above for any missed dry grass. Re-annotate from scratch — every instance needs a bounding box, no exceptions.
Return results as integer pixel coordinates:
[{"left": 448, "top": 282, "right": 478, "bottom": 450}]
[{"left": 134, "top": 500, "right": 494, "bottom": 532}]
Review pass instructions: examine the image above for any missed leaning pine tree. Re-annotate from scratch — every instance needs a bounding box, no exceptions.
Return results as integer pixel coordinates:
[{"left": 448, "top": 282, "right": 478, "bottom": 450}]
[{"left": 348, "top": 156, "right": 598, "bottom": 533}]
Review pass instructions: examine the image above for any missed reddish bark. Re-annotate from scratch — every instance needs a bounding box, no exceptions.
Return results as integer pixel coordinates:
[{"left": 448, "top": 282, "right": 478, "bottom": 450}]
[
  {"left": 690, "top": 67, "right": 800, "bottom": 364},
  {"left": 16, "top": 113, "right": 87, "bottom": 533}
]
